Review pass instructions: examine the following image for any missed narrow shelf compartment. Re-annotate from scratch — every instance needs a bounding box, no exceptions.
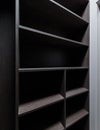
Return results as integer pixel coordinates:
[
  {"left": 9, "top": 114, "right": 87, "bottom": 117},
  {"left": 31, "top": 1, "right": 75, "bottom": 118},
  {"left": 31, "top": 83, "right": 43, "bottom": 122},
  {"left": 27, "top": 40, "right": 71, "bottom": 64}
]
[
  {"left": 66, "top": 109, "right": 88, "bottom": 128},
  {"left": 66, "top": 94, "right": 89, "bottom": 119},
  {"left": 49, "top": 0, "right": 88, "bottom": 23},
  {"left": 19, "top": 25, "right": 88, "bottom": 47},
  {"left": 53, "top": 0, "right": 88, "bottom": 17},
  {"left": 19, "top": 120, "right": 64, "bottom": 130},
  {"left": 20, "top": 0, "right": 88, "bottom": 42},
  {"left": 19, "top": 28, "right": 88, "bottom": 68},
  {"left": 67, "top": 117, "right": 89, "bottom": 130},
  {"left": 19, "top": 71, "right": 64, "bottom": 105},
  {"left": 18, "top": 94, "right": 64, "bottom": 116},
  {"left": 66, "top": 88, "right": 88, "bottom": 99},
  {"left": 66, "top": 69, "right": 89, "bottom": 91},
  {"left": 19, "top": 102, "right": 65, "bottom": 130}
]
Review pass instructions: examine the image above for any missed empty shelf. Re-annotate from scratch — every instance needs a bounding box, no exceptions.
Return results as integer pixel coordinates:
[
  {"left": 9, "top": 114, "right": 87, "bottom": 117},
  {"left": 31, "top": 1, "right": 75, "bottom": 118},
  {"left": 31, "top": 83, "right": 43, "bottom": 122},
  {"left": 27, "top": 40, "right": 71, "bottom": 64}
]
[
  {"left": 19, "top": 25, "right": 88, "bottom": 47},
  {"left": 53, "top": 0, "right": 88, "bottom": 17},
  {"left": 18, "top": 94, "right": 64, "bottom": 116},
  {"left": 66, "top": 88, "right": 88, "bottom": 99},
  {"left": 66, "top": 109, "right": 88, "bottom": 128},
  {"left": 20, "top": 0, "right": 88, "bottom": 42},
  {"left": 45, "top": 122, "right": 64, "bottom": 130},
  {"left": 49, "top": 0, "right": 88, "bottom": 23},
  {"left": 19, "top": 67, "right": 88, "bottom": 72}
]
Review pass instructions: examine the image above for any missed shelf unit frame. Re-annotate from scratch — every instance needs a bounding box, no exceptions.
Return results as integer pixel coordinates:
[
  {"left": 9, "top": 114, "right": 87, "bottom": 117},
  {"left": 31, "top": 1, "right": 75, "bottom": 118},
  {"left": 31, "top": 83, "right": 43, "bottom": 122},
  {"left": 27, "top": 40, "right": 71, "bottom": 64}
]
[{"left": 15, "top": 0, "right": 89, "bottom": 129}]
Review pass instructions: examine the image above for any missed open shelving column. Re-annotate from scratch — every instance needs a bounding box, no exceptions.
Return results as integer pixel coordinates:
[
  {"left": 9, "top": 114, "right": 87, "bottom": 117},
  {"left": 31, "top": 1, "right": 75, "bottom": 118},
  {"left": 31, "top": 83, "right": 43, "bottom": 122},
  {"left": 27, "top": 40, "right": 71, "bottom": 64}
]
[{"left": 15, "top": 0, "right": 89, "bottom": 130}]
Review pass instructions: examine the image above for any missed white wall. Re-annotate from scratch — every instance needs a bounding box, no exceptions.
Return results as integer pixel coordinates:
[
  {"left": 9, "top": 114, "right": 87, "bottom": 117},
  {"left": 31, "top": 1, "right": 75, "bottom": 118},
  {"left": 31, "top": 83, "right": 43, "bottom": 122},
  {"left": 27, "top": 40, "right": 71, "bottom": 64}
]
[{"left": 90, "top": 0, "right": 98, "bottom": 130}]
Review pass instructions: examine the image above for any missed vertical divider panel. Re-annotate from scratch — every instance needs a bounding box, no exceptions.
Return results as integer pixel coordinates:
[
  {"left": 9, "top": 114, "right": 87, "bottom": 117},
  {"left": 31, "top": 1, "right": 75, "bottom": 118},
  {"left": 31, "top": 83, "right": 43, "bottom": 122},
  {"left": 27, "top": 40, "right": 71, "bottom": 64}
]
[
  {"left": 15, "top": 0, "right": 20, "bottom": 130},
  {"left": 84, "top": 70, "right": 89, "bottom": 130},
  {"left": 64, "top": 70, "right": 66, "bottom": 129},
  {"left": 58, "top": 70, "right": 66, "bottom": 128}
]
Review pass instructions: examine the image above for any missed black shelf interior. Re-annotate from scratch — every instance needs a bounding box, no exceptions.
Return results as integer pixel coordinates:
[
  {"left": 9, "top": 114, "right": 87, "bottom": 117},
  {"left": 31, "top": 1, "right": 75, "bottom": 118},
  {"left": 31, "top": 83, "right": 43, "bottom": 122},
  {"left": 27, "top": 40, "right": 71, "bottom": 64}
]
[
  {"left": 66, "top": 69, "right": 89, "bottom": 91},
  {"left": 19, "top": 71, "right": 64, "bottom": 105},
  {"left": 66, "top": 94, "right": 88, "bottom": 117},
  {"left": 19, "top": 102, "right": 64, "bottom": 130},
  {"left": 19, "top": 29, "right": 88, "bottom": 68},
  {"left": 19, "top": 0, "right": 88, "bottom": 42},
  {"left": 19, "top": 25, "right": 89, "bottom": 47},
  {"left": 67, "top": 116, "right": 89, "bottom": 130},
  {"left": 53, "top": 0, "right": 88, "bottom": 17}
]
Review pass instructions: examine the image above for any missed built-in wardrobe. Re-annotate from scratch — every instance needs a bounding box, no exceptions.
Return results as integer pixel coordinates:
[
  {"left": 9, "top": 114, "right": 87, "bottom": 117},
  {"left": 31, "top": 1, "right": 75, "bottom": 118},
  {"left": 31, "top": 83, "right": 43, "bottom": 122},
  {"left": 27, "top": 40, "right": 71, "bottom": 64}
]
[
  {"left": 15, "top": 0, "right": 89, "bottom": 130},
  {"left": 0, "top": 0, "right": 90, "bottom": 130}
]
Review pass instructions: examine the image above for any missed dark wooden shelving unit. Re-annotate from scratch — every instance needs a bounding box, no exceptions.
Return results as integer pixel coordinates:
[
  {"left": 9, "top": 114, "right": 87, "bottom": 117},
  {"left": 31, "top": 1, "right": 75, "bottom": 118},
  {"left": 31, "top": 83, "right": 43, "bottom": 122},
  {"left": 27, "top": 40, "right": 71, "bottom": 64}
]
[{"left": 15, "top": 0, "right": 89, "bottom": 129}]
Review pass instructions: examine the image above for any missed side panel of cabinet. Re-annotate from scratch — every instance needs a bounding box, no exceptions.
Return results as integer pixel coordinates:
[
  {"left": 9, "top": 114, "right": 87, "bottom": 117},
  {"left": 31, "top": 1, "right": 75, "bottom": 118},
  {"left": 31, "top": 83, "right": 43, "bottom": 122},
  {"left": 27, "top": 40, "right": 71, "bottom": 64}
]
[{"left": 0, "top": 0, "right": 15, "bottom": 130}]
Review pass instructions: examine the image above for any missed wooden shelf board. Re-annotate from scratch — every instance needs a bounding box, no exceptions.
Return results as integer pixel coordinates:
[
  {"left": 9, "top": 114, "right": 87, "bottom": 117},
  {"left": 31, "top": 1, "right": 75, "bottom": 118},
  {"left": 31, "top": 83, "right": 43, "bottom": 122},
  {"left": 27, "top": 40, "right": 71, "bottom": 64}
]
[
  {"left": 66, "top": 109, "right": 88, "bottom": 128},
  {"left": 19, "top": 67, "right": 88, "bottom": 72},
  {"left": 19, "top": 25, "right": 88, "bottom": 47},
  {"left": 18, "top": 94, "right": 64, "bottom": 116},
  {"left": 68, "top": 67, "right": 89, "bottom": 70},
  {"left": 66, "top": 88, "right": 88, "bottom": 99}
]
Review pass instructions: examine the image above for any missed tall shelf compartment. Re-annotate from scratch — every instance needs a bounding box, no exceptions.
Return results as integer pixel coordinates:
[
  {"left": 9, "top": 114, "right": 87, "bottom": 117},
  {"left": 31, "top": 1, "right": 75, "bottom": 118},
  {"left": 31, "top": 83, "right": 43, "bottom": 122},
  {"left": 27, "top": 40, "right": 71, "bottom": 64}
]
[{"left": 15, "top": 0, "right": 89, "bottom": 130}]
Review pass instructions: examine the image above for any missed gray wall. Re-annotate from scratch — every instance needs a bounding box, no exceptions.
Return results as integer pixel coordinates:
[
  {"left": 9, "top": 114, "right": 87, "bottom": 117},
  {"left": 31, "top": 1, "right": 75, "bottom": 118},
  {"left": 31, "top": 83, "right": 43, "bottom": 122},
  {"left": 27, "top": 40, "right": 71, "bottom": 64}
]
[
  {"left": 97, "top": 1, "right": 100, "bottom": 130},
  {"left": 90, "top": 0, "right": 98, "bottom": 130}
]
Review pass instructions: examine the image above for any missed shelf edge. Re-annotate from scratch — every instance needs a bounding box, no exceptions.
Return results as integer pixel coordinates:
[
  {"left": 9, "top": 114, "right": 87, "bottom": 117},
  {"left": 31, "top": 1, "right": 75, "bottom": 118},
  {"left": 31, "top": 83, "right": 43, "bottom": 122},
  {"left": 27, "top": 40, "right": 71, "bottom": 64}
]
[
  {"left": 66, "top": 88, "right": 88, "bottom": 99},
  {"left": 19, "top": 67, "right": 89, "bottom": 72}
]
